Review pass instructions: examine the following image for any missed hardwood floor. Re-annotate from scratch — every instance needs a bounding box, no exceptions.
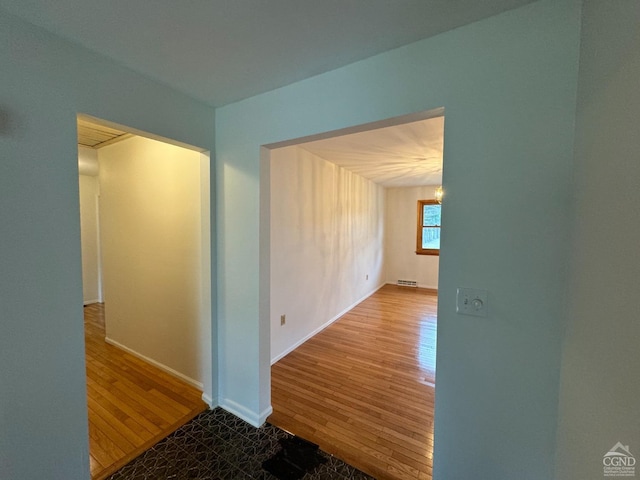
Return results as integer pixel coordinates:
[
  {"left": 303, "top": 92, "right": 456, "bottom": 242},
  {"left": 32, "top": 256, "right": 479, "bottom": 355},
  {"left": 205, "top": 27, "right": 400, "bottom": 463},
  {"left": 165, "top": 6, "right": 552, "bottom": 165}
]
[
  {"left": 84, "top": 303, "right": 207, "bottom": 479},
  {"left": 269, "top": 285, "right": 437, "bottom": 480}
]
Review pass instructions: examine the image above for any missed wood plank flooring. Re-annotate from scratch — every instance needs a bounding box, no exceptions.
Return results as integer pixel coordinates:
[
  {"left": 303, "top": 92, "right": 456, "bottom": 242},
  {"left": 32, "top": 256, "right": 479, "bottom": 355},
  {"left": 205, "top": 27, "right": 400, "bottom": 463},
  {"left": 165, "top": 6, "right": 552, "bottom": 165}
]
[
  {"left": 269, "top": 285, "right": 437, "bottom": 480},
  {"left": 84, "top": 303, "right": 207, "bottom": 479}
]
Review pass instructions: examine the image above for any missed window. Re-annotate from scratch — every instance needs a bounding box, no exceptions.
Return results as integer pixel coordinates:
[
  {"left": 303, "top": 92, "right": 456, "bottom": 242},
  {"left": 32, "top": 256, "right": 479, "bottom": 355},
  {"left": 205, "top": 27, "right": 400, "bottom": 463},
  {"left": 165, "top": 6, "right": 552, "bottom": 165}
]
[{"left": 416, "top": 200, "right": 441, "bottom": 255}]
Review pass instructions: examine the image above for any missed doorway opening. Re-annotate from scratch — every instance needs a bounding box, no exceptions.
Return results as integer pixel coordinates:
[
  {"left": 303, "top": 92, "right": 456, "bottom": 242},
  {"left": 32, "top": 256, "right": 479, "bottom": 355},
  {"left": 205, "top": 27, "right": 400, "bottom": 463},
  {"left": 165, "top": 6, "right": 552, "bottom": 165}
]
[
  {"left": 261, "top": 107, "right": 445, "bottom": 479},
  {"left": 77, "top": 114, "right": 212, "bottom": 479}
]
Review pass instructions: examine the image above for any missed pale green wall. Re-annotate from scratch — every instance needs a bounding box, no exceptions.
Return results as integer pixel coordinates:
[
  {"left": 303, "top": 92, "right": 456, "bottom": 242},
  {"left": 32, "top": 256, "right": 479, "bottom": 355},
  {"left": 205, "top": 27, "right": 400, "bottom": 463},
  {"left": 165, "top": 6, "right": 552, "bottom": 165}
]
[
  {"left": 0, "top": 9, "right": 215, "bottom": 479},
  {"left": 556, "top": 2, "right": 640, "bottom": 478},
  {"left": 216, "top": 1, "right": 581, "bottom": 477}
]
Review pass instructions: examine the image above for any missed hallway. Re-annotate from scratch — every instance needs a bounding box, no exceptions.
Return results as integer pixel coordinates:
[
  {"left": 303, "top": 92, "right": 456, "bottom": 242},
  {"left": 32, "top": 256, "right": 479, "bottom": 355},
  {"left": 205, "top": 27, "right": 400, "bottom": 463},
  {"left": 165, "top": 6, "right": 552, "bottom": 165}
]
[{"left": 84, "top": 304, "right": 206, "bottom": 479}]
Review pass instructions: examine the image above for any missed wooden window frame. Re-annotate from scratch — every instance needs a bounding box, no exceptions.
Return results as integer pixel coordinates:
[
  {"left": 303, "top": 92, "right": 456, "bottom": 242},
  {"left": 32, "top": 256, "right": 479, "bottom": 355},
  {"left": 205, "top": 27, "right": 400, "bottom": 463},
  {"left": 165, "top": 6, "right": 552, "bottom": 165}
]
[{"left": 416, "top": 199, "right": 440, "bottom": 256}]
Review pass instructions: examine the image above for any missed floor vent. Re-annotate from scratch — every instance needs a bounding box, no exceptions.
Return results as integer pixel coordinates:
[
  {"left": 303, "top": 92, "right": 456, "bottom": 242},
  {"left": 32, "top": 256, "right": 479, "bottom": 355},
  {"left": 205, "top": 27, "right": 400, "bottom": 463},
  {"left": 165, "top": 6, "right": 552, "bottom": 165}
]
[{"left": 397, "top": 280, "right": 418, "bottom": 287}]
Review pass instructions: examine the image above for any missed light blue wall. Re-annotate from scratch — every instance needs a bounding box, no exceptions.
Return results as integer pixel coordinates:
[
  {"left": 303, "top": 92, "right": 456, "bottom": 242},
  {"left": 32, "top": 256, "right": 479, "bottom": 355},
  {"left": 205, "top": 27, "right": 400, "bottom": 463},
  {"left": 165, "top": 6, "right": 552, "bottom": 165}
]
[
  {"left": 11, "top": 1, "right": 629, "bottom": 478},
  {"left": 0, "top": 10, "right": 215, "bottom": 479},
  {"left": 557, "top": 2, "right": 640, "bottom": 479},
  {"left": 216, "top": 1, "right": 581, "bottom": 478}
]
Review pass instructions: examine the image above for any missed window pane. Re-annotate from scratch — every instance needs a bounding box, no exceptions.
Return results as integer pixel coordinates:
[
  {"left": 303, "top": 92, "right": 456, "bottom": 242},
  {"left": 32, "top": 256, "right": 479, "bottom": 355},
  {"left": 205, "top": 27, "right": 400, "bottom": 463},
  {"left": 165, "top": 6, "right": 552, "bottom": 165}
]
[
  {"left": 422, "top": 227, "right": 440, "bottom": 249},
  {"left": 423, "top": 204, "right": 441, "bottom": 227}
]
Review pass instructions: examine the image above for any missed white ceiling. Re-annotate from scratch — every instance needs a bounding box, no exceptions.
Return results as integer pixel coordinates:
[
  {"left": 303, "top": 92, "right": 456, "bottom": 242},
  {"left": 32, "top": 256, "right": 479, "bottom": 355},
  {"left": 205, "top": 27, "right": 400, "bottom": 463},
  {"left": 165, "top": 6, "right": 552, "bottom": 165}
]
[
  {"left": 298, "top": 116, "right": 444, "bottom": 188},
  {"left": 0, "top": 0, "right": 536, "bottom": 107}
]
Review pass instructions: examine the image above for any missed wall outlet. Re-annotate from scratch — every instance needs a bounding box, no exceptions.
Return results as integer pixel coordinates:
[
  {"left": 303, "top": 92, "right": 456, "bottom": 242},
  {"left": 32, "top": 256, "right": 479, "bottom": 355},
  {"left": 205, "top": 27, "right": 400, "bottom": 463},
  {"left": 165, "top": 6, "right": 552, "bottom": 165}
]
[{"left": 280, "top": 314, "right": 286, "bottom": 326}]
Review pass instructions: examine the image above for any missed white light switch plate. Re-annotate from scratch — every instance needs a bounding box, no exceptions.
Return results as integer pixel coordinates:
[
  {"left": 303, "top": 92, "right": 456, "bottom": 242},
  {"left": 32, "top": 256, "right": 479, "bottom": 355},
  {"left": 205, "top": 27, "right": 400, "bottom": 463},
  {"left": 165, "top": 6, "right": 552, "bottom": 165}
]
[{"left": 456, "top": 287, "right": 488, "bottom": 317}]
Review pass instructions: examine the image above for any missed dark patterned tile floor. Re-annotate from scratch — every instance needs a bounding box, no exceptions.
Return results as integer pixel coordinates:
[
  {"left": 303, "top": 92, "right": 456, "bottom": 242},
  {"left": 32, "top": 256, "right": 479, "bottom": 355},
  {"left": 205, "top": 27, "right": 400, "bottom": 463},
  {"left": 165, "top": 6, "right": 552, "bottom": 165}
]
[{"left": 107, "top": 407, "right": 375, "bottom": 480}]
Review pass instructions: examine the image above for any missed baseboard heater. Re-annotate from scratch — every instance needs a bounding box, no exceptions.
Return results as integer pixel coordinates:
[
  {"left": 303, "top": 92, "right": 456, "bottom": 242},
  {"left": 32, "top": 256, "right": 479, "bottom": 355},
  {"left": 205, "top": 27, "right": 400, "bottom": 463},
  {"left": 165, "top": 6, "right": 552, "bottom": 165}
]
[{"left": 397, "top": 279, "right": 418, "bottom": 287}]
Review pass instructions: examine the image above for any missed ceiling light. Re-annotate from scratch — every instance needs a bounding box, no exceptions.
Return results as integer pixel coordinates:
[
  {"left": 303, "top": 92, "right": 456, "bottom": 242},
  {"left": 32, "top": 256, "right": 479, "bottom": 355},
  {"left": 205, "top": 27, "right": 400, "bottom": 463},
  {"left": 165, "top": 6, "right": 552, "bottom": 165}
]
[{"left": 435, "top": 185, "right": 443, "bottom": 204}]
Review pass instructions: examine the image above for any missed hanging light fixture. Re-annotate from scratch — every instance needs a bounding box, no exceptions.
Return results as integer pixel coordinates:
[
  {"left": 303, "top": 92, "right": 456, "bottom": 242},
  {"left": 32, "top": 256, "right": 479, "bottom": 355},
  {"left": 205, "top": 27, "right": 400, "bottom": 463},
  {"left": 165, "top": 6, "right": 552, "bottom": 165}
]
[{"left": 435, "top": 185, "right": 443, "bottom": 204}]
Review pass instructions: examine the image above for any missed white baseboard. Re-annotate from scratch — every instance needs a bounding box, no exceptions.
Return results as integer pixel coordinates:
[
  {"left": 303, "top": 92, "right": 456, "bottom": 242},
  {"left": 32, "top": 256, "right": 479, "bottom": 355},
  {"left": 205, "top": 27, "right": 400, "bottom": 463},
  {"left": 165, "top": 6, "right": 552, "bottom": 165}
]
[
  {"left": 104, "top": 336, "right": 203, "bottom": 390},
  {"left": 219, "top": 398, "right": 273, "bottom": 428},
  {"left": 83, "top": 299, "right": 101, "bottom": 306},
  {"left": 202, "top": 393, "right": 216, "bottom": 408},
  {"left": 271, "top": 282, "right": 387, "bottom": 365},
  {"left": 258, "top": 405, "right": 273, "bottom": 426}
]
